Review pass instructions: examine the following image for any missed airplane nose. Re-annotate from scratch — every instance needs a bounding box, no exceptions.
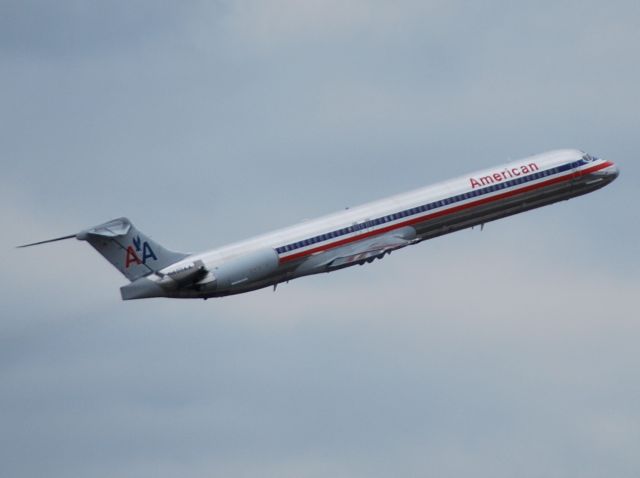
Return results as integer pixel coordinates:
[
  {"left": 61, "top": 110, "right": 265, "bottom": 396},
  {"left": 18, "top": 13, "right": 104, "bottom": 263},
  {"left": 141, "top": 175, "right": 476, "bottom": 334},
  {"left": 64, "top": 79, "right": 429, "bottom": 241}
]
[{"left": 607, "top": 162, "right": 620, "bottom": 180}]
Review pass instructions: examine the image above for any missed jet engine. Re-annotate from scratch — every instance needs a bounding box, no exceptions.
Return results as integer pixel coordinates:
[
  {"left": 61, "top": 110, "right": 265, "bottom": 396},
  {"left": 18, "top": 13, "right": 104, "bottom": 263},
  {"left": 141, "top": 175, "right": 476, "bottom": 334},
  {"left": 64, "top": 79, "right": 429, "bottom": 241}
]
[{"left": 204, "top": 248, "right": 280, "bottom": 292}]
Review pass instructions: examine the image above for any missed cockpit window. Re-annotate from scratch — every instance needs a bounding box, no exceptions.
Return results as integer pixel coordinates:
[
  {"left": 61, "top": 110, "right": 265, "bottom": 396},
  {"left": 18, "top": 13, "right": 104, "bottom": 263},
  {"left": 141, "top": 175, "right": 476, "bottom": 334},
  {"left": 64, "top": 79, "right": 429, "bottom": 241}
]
[{"left": 582, "top": 153, "right": 598, "bottom": 162}]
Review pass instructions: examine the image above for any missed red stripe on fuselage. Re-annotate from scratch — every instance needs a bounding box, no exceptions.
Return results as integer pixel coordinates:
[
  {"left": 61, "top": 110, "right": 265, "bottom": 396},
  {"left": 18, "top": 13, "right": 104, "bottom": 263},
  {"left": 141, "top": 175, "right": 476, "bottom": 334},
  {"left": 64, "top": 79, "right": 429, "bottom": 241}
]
[{"left": 279, "top": 161, "right": 613, "bottom": 264}]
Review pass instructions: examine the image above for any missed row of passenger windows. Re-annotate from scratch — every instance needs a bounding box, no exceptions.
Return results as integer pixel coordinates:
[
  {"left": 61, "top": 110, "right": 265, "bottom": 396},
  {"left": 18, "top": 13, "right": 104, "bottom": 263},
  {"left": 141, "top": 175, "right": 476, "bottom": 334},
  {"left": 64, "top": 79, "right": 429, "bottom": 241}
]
[{"left": 277, "top": 163, "right": 575, "bottom": 253}]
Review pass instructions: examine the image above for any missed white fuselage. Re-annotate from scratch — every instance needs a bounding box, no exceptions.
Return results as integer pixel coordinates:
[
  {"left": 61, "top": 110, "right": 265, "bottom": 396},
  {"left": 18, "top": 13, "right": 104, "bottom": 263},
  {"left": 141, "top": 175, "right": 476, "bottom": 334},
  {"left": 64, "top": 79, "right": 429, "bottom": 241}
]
[{"left": 128, "top": 149, "right": 618, "bottom": 299}]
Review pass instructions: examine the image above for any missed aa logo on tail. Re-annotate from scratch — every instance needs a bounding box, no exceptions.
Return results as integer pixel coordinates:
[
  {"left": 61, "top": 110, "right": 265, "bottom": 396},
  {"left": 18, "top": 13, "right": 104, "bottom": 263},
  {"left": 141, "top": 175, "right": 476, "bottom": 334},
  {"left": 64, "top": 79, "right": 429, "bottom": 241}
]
[{"left": 125, "top": 235, "right": 157, "bottom": 268}]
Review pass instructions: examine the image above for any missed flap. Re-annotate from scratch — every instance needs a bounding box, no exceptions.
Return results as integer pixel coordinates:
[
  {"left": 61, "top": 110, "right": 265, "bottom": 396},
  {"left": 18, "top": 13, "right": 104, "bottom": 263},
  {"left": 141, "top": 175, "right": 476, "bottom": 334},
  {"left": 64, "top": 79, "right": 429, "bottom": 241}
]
[{"left": 327, "top": 226, "right": 418, "bottom": 269}]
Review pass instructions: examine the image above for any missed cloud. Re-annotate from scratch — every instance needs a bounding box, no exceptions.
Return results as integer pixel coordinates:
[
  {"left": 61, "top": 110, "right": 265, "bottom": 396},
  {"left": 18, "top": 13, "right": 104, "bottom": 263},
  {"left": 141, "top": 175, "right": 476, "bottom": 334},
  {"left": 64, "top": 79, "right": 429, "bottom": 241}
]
[
  {"left": 1, "top": 1, "right": 639, "bottom": 477},
  {"left": 208, "top": 0, "right": 410, "bottom": 50},
  {"left": 0, "top": 0, "right": 202, "bottom": 58},
  {"left": 2, "top": 182, "right": 638, "bottom": 477}
]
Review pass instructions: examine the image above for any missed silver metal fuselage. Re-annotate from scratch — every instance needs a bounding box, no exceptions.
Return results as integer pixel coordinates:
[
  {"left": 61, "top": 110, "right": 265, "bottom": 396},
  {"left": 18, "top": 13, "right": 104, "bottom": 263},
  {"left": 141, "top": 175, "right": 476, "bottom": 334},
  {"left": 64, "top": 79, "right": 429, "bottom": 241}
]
[{"left": 125, "top": 149, "right": 618, "bottom": 299}]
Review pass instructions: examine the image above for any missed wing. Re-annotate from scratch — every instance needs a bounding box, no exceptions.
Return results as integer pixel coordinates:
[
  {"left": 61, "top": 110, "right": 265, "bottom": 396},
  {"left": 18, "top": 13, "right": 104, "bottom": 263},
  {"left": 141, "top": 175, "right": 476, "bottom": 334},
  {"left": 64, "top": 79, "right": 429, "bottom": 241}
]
[
  {"left": 296, "top": 226, "right": 420, "bottom": 274},
  {"left": 327, "top": 230, "right": 418, "bottom": 268}
]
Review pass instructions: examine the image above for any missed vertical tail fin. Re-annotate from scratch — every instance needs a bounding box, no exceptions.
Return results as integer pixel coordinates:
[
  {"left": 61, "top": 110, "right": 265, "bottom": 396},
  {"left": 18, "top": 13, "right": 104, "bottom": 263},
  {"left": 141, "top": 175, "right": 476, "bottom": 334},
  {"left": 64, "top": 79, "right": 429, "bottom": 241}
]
[{"left": 76, "top": 217, "right": 187, "bottom": 281}]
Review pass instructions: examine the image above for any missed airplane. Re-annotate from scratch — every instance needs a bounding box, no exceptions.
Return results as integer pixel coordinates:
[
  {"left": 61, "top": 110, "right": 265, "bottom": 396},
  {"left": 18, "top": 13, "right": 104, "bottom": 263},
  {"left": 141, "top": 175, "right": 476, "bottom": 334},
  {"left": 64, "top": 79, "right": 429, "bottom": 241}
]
[{"left": 18, "top": 149, "right": 618, "bottom": 300}]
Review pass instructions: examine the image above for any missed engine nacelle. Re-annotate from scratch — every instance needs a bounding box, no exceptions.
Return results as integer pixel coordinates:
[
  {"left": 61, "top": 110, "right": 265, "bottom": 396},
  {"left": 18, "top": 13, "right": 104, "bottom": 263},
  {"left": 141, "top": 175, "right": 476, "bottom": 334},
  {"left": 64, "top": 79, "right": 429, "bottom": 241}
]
[{"left": 210, "top": 248, "right": 279, "bottom": 291}]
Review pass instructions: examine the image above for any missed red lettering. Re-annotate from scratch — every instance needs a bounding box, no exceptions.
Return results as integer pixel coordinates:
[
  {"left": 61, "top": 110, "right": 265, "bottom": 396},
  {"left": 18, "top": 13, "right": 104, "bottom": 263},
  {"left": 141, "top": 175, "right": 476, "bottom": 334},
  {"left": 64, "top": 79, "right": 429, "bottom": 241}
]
[
  {"left": 472, "top": 161, "right": 538, "bottom": 190},
  {"left": 125, "top": 246, "right": 142, "bottom": 268},
  {"left": 480, "top": 176, "right": 493, "bottom": 186}
]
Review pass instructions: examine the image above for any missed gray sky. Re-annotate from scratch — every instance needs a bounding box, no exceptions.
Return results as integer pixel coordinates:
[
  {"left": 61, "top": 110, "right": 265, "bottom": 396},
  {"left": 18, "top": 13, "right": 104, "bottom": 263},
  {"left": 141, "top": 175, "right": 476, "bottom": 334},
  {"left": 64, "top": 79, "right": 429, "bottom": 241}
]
[{"left": 1, "top": 1, "right": 639, "bottom": 477}]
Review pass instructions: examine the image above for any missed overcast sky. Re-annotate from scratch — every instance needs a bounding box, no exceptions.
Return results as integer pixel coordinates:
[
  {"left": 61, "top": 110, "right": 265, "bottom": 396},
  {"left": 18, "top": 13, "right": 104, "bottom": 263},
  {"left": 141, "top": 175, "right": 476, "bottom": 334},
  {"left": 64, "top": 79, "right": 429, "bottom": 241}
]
[{"left": 1, "top": 1, "right": 639, "bottom": 477}]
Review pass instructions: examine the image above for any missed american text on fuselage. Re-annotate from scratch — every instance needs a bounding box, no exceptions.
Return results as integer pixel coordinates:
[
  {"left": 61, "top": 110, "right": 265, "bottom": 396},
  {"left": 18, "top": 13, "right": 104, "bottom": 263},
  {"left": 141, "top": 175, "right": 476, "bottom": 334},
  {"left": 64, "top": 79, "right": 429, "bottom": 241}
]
[{"left": 469, "top": 162, "right": 539, "bottom": 189}]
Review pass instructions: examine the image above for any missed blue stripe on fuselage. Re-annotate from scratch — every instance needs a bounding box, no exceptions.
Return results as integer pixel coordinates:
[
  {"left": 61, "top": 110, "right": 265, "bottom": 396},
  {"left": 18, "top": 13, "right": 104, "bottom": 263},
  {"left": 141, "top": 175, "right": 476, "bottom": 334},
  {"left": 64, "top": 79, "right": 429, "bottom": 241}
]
[{"left": 276, "top": 159, "right": 587, "bottom": 255}]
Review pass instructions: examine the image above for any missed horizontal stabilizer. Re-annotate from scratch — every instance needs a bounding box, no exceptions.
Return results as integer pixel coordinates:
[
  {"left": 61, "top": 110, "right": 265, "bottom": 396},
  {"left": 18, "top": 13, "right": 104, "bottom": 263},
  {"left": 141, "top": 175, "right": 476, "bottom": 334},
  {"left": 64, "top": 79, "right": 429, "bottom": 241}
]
[
  {"left": 76, "top": 217, "right": 131, "bottom": 239},
  {"left": 18, "top": 217, "right": 188, "bottom": 283},
  {"left": 17, "top": 234, "right": 77, "bottom": 248}
]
